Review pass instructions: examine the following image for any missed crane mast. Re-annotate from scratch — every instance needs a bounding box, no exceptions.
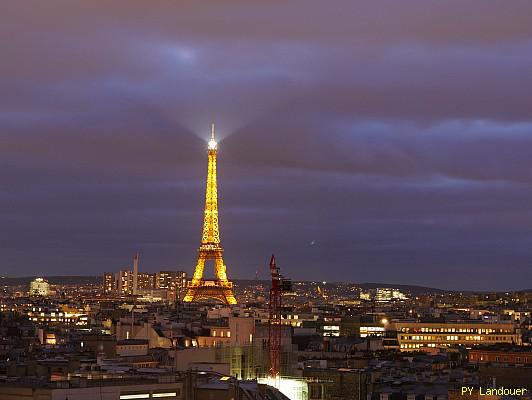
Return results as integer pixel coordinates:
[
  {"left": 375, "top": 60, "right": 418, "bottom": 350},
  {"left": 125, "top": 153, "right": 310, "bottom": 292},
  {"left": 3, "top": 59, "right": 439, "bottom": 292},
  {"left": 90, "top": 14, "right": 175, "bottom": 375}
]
[{"left": 268, "top": 254, "right": 291, "bottom": 378}]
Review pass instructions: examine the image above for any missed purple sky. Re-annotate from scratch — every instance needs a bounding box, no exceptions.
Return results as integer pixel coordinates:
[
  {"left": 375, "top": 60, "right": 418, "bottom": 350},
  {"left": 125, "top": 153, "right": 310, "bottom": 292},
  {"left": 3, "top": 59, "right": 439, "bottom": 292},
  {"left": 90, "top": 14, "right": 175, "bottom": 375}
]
[{"left": 2, "top": 1, "right": 532, "bottom": 290}]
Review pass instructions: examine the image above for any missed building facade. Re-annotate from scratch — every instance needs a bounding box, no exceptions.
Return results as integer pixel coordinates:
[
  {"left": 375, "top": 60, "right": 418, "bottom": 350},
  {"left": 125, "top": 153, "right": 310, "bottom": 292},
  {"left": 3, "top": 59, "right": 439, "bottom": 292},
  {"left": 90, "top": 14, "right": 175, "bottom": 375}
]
[
  {"left": 156, "top": 271, "right": 187, "bottom": 300},
  {"left": 392, "top": 322, "right": 521, "bottom": 351},
  {"left": 103, "top": 272, "right": 114, "bottom": 293},
  {"left": 469, "top": 346, "right": 532, "bottom": 365},
  {"left": 30, "top": 278, "right": 50, "bottom": 297}
]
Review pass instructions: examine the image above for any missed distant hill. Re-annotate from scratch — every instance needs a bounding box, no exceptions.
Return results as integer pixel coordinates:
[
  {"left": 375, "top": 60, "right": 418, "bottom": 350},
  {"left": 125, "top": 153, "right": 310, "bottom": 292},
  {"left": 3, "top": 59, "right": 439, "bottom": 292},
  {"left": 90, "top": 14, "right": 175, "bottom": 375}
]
[
  {"left": 357, "top": 282, "right": 447, "bottom": 295},
  {"left": 0, "top": 276, "right": 100, "bottom": 286},
  {"left": 233, "top": 279, "right": 447, "bottom": 295},
  {"left": 0, "top": 276, "right": 529, "bottom": 294},
  {"left": 235, "top": 280, "right": 530, "bottom": 295}
]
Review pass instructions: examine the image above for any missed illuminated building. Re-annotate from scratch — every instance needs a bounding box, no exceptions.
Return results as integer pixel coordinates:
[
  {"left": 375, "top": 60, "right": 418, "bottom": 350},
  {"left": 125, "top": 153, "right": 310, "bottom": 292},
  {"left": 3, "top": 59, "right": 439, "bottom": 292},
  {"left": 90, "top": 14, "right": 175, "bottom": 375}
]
[
  {"left": 392, "top": 289, "right": 407, "bottom": 300},
  {"left": 27, "top": 304, "right": 88, "bottom": 326},
  {"left": 29, "top": 278, "right": 49, "bottom": 297},
  {"left": 116, "top": 254, "right": 155, "bottom": 295},
  {"left": 360, "top": 291, "right": 371, "bottom": 300},
  {"left": 392, "top": 322, "right": 521, "bottom": 351},
  {"left": 110, "top": 268, "right": 186, "bottom": 299},
  {"left": 156, "top": 270, "right": 187, "bottom": 300},
  {"left": 375, "top": 287, "right": 407, "bottom": 302},
  {"left": 116, "top": 270, "right": 133, "bottom": 295},
  {"left": 115, "top": 271, "right": 154, "bottom": 294},
  {"left": 136, "top": 289, "right": 168, "bottom": 302},
  {"left": 156, "top": 271, "right": 186, "bottom": 289},
  {"left": 103, "top": 272, "right": 114, "bottom": 293},
  {"left": 321, "top": 316, "right": 342, "bottom": 337},
  {"left": 37, "top": 329, "right": 57, "bottom": 346},
  {"left": 184, "top": 124, "right": 237, "bottom": 305},
  {"left": 359, "top": 326, "right": 385, "bottom": 337},
  {"left": 280, "top": 313, "right": 312, "bottom": 327},
  {"left": 137, "top": 272, "right": 155, "bottom": 290},
  {"left": 257, "top": 376, "right": 308, "bottom": 400}
]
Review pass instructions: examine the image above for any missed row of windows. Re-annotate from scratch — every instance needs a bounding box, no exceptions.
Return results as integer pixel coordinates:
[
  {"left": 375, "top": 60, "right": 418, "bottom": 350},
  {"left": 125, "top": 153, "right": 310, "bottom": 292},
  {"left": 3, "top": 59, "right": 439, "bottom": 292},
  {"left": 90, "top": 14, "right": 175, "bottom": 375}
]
[
  {"left": 401, "top": 343, "right": 432, "bottom": 349},
  {"left": 494, "top": 356, "right": 528, "bottom": 362},
  {"left": 132, "top": 362, "right": 157, "bottom": 368},
  {"left": 400, "top": 343, "right": 471, "bottom": 349},
  {"left": 30, "top": 317, "right": 87, "bottom": 324},
  {"left": 211, "top": 330, "right": 230, "bottom": 337},
  {"left": 472, "top": 354, "right": 530, "bottom": 363},
  {"left": 119, "top": 389, "right": 180, "bottom": 399},
  {"left": 401, "top": 335, "right": 513, "bottom": 342},
  {"left": 400, "top": 327, "right": 513, "bottom": 334},
  {"left": 29, "top": 311, "right": 84, "bottom": 317}
]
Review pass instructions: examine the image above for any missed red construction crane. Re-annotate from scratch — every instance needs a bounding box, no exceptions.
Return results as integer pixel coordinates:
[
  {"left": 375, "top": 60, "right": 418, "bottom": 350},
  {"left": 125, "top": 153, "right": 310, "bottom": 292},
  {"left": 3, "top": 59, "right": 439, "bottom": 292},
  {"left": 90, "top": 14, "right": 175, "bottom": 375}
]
[{"left": 268, "top": 254, "right": 291, "bottom": 378}]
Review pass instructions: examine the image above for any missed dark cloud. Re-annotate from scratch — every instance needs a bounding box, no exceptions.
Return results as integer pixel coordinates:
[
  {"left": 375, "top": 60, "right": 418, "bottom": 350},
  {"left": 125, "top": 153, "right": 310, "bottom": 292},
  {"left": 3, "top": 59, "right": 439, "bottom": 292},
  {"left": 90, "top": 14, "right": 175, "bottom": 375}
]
[{"left": 1, "top": 1, "right": 532, "bottom": 290}]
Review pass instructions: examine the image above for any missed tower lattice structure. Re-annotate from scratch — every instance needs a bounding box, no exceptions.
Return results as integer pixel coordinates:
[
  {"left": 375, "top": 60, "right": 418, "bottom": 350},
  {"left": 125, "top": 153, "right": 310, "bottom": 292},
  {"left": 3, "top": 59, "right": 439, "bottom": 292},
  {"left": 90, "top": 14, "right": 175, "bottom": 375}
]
[{"left": 183, "top": 124, "right": 237, "bottom": 305}]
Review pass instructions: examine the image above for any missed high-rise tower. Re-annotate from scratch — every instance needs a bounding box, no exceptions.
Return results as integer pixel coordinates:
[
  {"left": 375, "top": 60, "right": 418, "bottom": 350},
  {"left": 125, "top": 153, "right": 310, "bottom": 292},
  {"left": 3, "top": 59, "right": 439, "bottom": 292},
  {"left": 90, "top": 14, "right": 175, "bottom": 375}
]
[{"left": 183, "top": 124, "right": 237, "bottom": 305}]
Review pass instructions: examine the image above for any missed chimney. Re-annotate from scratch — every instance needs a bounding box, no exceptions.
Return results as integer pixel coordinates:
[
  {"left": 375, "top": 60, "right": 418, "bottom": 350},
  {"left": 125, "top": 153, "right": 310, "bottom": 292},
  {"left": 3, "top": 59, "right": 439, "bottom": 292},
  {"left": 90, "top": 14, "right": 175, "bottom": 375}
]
[{"left": 133, "top": 253, "right": 139, "bottom": 295}]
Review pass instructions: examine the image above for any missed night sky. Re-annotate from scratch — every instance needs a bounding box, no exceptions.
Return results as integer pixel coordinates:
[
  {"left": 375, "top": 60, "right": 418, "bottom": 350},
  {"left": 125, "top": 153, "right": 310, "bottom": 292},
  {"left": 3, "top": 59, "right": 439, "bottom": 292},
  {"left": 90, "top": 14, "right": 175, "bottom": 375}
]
[{"left": 2, "top": 1, "right": 532, "bottom": 290}]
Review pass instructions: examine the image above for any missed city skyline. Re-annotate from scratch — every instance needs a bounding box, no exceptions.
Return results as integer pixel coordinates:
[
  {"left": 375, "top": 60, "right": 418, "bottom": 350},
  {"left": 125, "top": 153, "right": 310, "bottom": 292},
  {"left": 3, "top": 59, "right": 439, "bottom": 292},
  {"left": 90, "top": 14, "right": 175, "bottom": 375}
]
[{"left": 2, "top": 2, "right": 532, "bottom": 291}]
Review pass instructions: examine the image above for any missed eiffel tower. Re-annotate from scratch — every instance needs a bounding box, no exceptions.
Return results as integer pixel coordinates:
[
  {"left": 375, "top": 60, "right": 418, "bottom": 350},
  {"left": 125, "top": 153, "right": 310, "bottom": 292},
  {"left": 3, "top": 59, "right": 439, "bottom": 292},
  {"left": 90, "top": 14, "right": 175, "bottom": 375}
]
[{"left": 183, "top": 124, "right": 237, "bottom": 305}]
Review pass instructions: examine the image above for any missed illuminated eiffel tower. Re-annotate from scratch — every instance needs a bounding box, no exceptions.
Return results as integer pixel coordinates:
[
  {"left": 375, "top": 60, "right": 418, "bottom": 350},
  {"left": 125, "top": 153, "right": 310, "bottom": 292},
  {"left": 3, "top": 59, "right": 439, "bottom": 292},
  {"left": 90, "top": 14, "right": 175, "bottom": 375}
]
[{"left": 183, "top": 124, "right": 237, "bottom": 305}]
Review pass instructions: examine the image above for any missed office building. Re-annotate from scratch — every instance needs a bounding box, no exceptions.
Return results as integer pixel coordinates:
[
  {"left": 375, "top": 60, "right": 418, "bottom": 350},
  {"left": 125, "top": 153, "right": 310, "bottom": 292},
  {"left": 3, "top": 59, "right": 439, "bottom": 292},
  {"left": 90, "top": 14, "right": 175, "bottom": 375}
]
[{"left": 29, "top": 278, "right": 50, "bottom": 297}]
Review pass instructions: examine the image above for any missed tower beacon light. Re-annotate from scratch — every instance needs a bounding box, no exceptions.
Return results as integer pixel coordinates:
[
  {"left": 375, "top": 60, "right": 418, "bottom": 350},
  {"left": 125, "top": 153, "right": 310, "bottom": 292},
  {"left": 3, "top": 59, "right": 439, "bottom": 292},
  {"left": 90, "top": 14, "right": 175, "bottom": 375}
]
[{"left": 208, "top": 123, "right": 217, "bottom": 150}]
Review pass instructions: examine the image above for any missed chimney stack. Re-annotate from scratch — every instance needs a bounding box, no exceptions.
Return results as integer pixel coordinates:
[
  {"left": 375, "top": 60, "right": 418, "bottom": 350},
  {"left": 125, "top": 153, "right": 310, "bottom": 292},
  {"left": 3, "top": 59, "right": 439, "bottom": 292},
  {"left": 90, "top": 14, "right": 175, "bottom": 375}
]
[{"left": 133, "top": 253, "right": 139, "bottom": 295}]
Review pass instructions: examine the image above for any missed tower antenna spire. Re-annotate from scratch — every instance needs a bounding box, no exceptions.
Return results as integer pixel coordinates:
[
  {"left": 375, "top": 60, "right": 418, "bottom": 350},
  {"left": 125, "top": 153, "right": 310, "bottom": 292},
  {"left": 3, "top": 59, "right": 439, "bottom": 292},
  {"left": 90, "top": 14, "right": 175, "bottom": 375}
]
[{"left": 208, "top": 123, "right": 217, "bottom": 150}]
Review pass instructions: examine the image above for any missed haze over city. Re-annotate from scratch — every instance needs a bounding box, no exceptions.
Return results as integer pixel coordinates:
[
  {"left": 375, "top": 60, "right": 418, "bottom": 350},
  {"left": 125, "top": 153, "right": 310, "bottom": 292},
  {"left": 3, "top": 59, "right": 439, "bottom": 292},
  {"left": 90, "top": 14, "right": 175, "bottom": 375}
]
[{"left": 3, "top": 1, "right": 532, "bottom": 291}]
